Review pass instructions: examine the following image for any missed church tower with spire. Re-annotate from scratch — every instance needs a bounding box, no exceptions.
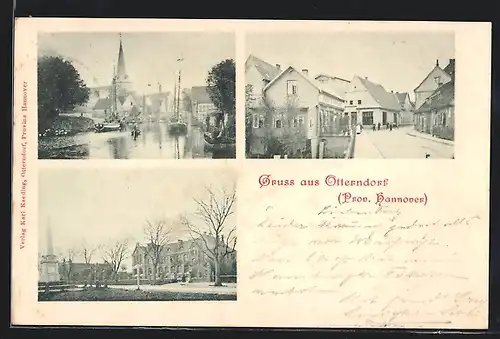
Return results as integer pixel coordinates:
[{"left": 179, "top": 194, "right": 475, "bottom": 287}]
[{"left": 115, "top": 33, "right": 133, "bottom": 103}]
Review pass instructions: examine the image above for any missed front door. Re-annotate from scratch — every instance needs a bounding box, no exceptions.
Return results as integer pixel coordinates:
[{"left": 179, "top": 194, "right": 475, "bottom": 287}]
[
  {"left": 382, "top": 111, "right": 387, "bottom": 125},
  {"left": 351, "top": 112, "right": 357, "bottom": 125}
]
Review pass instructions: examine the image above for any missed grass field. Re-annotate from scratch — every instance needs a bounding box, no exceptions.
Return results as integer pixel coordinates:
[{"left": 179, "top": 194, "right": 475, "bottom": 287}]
[{"left": 38, "top": 287, "right": 237, "bottom": 301}]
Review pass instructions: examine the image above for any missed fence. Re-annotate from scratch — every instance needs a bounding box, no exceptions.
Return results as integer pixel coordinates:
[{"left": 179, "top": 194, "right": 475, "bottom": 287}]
[{"left": 38, "top": 281, "right": 79, "bottom": 294}]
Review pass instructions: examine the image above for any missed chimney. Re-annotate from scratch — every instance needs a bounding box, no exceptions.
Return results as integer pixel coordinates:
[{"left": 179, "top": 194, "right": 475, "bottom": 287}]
[
  {"left": 365, "top": 76, "right": 368, "bottom": 80},
  {"left": 302, "top": 68, "right": 309, "bottom": 77},
  {"left": 276, "top": 64, "right": 281, "bottom": 72},
  {"left": 436, "top": 59, "right": 440, "bottom": 67},
  {"left": 158, "top": 83, "right": 162, "bottom": 93}
]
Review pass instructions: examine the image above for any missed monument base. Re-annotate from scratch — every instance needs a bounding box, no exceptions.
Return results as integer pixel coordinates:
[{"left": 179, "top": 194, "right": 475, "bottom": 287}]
[{"left": 39, "top": 257, "right": 60, "bottom": 283}]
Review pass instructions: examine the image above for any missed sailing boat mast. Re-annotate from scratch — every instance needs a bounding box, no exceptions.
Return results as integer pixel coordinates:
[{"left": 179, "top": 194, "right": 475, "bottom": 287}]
[
  {"left": 176, "top": 55, "right": 184, "bottom": 119},
  {"left": 173, "top": 71, "right": 178, "bottom": 118},
  {"left": 110, "top": 66, "right": 117, "bottom": 121}
]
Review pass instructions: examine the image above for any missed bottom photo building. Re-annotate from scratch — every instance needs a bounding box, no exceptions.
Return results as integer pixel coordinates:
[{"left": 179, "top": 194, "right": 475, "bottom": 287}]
[{"left": 38, "top": 166, "right": 237, "bottom": 301}]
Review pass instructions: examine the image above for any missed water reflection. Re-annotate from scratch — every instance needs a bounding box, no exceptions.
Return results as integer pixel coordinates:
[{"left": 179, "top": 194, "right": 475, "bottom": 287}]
[{"left": 38, "top": 122, "right": 209, "bottom": 159}]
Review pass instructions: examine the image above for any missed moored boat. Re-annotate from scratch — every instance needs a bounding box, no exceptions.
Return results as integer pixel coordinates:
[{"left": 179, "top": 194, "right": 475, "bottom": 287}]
[
  {"left": 95, "top": 122, "right": 122, "bottom": 133},
  {"left": 168, "top": 120, "right": 188, "bottom": 137}
]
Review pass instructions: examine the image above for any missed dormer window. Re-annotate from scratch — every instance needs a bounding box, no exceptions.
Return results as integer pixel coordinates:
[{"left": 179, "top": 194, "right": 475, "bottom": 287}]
[
  {"left": 287, "top": 80, "right": 298, "bottom": 95},
  {"left": 434, "top": 76, "right": 443, "bottom": 86}
]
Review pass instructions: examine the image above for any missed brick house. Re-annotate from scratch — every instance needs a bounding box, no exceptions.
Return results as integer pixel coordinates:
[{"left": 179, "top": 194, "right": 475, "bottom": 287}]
[
  {"left": 191, "top": 86, "right": 218, "bottom": 130},
  {"left": 131, "top": 236, "right": 237, "bottom": 283}
]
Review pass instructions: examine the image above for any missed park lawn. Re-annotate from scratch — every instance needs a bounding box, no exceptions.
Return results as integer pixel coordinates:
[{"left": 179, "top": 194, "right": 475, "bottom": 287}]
[{"left": 38, "top": 287, "right": 237, "bottom": 301}]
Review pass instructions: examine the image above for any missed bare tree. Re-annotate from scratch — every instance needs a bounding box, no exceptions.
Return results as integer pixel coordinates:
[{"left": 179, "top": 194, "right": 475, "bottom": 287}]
[
  {"left": 102, "top": 238, "right": 130, "bottom": 283},
  {"left": 60, "top": 248, "right": 77, "bottom": 283},
  {"left": 80, "top": 239, "right": 101, "bottom": 287},
  {"left": 181, "top": 185, "right": 237, "bottom": 286},
  {"left": 260, "top": 96, "right": 306, "bottom": 158},
  {"left": 143, "top": 219, "right": 173, "bottom": 285}
]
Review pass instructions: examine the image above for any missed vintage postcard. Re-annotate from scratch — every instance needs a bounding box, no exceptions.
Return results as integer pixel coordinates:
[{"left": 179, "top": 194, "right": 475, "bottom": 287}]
[
  {"left": 12, "top": 19, "right": 491, "bottom": 329},
  {"left": 245, "top": 31, "right": 456, "bottom": 159},
  {"left": 37, "top": 31, "right": 236, "bottom": 160}
]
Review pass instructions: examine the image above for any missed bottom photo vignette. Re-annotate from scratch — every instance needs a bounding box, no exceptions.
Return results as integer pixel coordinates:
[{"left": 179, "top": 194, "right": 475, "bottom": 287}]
[{"left": 37, "top": 166, "right": 237, "bottom": 302}]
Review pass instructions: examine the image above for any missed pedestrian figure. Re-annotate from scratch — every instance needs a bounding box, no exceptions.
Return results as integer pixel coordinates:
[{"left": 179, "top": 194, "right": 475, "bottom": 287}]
[
  {"left": 389, "top": 124, "right": 393, "bottom": 131},
  {"left": 377, "top": 122, "right": 381, "bottom": 131},
  {"left": 372, "top": 124, "right": 376, "bottom": 131}
]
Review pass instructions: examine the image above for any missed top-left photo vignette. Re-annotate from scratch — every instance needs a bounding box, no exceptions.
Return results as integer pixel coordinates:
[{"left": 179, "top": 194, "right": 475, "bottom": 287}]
[{"left": 37, "top": 31, "right": 236, "bottom": 160}]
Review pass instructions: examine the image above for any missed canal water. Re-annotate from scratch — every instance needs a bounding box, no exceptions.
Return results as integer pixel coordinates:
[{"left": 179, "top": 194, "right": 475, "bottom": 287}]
[{"left": 38, "top": 122, "right": 210, "bottom": 159}]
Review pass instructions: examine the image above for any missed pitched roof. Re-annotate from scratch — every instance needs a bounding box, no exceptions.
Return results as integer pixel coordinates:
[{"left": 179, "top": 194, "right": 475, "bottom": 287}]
[
  {"left": 93, "top": 98, "right": 112, "bottom": 110},
  {"left": 314, "top": 73, "right": 350, "bottom": 83},
  {"left": 395, "top": 92, "right": 408, "bottom": 104},
  {"left": 415, "top": 80, "right": 454, "bottom": 113},
  {"left": 191, "top": 86, "right": 213, "bottom": 104},
  {"left": 413, "top": 63, "right": 451, "bottom": 92},
  {"left": 134, "top": 235, "right": 220, "bottom": 254},
  {"left": 356, "top": 76, "right": 401, "bottom": 111},
  {"left": 246, "top": 54, "right": 281, "bottom": 81},
  {"left": 264, "top": 66, "right": 344, "bottom": 101}
]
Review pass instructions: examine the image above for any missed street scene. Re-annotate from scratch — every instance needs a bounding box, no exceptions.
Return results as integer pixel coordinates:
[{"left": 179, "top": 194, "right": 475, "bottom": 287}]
[
  {"left": 38, "top": 32, "right": 236, "bottom": 159},
  {"left": 245, "top": 32, "right": 455, "bottom": 159},
  {"left": 38, "top": 167, "right": 237, "bottom": 301}
]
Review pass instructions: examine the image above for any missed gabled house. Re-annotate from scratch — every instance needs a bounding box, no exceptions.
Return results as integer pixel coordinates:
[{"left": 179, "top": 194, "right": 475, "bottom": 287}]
[
  {"left": 395, "top": 92, "right": 415, "bottom": 126},
  {"left": 256, "top": 66, "right": 346, "bottom": 158},
  {"left": 245, "top": 54, "right": 281, "bottom": 107},
  {"left": 413, "top": 59, "right": 455, "bottom": 141},
  {"left": 344, "top": 75, "right": 401, "bottom": 127},
  {"left": 414, "top": 59, "right": 453, "bottom": 110},
  {"left": 92, "top": 97, "right": 116, "bottom": 119}
]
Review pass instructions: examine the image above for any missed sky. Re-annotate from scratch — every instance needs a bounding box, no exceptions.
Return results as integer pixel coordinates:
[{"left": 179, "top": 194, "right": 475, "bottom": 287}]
[
  {"left": 246, "top": 32, "right": 454, "bottom": 101},
  {"left": 38, "top": 167, "right": 237, "bottom": 269},
  {"left": 38, "top": 32, "right": 235, "bottom": 94}
]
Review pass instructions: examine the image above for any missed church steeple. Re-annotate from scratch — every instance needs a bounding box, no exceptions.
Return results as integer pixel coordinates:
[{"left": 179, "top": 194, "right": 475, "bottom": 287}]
[
  {"left": 115, "top": 33, "right": 132, "bottom": 99},
  {"left": 117, "top": 33, "right": 127, "bottom": 80}
]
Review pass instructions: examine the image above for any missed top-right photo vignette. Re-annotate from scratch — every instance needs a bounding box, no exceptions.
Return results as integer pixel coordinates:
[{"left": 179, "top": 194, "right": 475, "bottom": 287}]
[{"left": 244, "top": 31, "right": 455, "bottom": 159}]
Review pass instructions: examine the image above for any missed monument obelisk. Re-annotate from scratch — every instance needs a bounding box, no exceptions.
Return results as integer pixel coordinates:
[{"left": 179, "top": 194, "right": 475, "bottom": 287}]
[{"left": 39, "top": 220, "right": 60, "bottom": 282}]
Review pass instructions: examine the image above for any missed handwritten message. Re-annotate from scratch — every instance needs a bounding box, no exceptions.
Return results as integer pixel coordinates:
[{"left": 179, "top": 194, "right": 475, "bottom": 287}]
[{"left": 245, "top": 202, "right": 486, "bottom": 327}]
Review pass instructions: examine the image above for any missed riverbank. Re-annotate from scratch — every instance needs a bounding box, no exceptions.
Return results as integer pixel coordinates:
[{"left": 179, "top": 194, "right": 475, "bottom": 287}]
[{"left": 40, "top": 115, "right": 95, "bottom": 136}]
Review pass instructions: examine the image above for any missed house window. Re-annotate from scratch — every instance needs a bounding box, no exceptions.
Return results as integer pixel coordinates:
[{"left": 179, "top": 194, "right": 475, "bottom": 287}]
[
  {"left": 252, "top": 114, "right": 260, "bottom": 128},
  {"left": 357, "top": 100, "right": 362, "bottom": 105},
  {"left": 287, "top": 80, "right": 298, "bottom": 95},
  {"left": 349, "top": 100, "right": 353, "bottom": 105},
  {"left": 292, "top": 115, "right": 304, "bottom": 128},
  {"left": 362, "top": 111, "right": 374, "bottom": 125},
  {"left": 274, "top": 117, "right": 283, "bottom": 128}
]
